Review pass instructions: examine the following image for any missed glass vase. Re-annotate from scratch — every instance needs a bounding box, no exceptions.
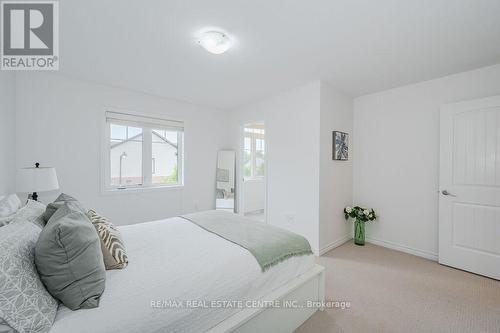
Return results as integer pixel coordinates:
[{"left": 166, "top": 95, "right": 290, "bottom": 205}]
[{"left": 354, "top": 219, "right": 365, "bottom": 246}]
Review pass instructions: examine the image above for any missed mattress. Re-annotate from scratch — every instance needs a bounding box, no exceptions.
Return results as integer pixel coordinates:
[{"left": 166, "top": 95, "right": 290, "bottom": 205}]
[{"left": 49, "top": 216, "right": 314, "bottom": 333}]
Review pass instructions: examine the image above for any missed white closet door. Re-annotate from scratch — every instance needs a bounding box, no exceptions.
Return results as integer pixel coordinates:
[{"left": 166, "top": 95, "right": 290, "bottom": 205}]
[{"left": 439, "top": 95, "right": 500, "bottom": 280}]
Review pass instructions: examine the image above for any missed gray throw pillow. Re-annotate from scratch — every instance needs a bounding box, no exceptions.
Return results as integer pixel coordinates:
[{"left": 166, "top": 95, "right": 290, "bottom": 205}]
[
  {"left": 0, "top": 220, "right": 58, "bottom": 333},
  {"left": 0, "top": 319, "right": 16, "bottom": 333},
  {"left": 42, "top": 193, "right": 86, "bottom": 223},
  {"left": 35, "top": 203, "right": 106, "bottom": 310}
]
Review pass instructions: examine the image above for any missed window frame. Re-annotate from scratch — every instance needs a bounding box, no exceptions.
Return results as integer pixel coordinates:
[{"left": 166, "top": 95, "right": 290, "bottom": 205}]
[
  {"left": 243, "top": 126, "right": 265, "bottom": 181},
  {"left": 101, "top": 108, "right": 184, "bottom": 193}
]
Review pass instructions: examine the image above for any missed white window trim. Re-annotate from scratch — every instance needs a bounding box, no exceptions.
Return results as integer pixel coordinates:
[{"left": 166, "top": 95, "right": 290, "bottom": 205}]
[
  {"left": 243, "top": 130, "right": 265, "bottom": 181},
  {"left": 100, "top": 108, "right": 184, "bottom": 194}
]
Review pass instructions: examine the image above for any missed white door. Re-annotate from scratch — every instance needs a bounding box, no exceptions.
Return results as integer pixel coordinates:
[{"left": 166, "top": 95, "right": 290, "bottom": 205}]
[
  {"left": 439, "top": 95, "right": 500, "bottom": 280},
  {"left": 240, "top": 123, "right": 267, "bottom": 222}
]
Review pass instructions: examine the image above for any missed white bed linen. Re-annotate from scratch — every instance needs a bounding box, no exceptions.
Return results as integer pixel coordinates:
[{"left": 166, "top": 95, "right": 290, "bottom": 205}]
[{"left": 49, "top": 216, "right": 314, "bottom": 333}]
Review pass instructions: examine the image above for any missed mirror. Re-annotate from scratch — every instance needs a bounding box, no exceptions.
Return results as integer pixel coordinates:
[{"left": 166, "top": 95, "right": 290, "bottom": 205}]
[{"left": 216, "top": 150, "right": 236, "bottom": 212}]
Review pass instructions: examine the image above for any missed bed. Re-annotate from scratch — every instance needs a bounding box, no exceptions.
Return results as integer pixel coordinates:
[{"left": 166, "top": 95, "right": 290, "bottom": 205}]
[{"left": 49, "top": 214, "right": 325, "bottom": 333}]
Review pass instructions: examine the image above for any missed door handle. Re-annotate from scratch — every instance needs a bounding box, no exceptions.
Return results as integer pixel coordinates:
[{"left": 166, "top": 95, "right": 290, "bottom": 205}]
[{"left": 441, "top": 190, "right": 457, "bottom": 197}]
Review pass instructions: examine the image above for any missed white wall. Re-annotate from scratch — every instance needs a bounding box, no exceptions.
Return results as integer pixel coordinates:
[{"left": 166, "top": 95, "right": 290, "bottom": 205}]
[
  {"left": 319, "top": 82, "right": 353, "bottom": 252},
  {"left": 231, "top": 82, "right": 322, "bottom": 253},
  {"left": 353, "top": 64, "right": 500, "bottom": 259},
  {"left": 0, "top": 72, "right": 16, "bottom": 196},
  {"left": 230, "top": 81, "right": 354, "bottom": 254},
  {"left": 15, "top": 73, "right": 231, "bottom": 225}
]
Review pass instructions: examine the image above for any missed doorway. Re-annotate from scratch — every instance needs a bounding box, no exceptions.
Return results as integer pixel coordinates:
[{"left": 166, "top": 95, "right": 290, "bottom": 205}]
[{"left": 240, "top": 122, "right": 266, "bottom": 222}]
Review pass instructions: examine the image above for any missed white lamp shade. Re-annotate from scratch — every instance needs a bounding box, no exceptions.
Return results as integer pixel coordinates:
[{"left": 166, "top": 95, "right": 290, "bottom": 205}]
[{"left": 17, "top": 167, "right": 59, "bottom": 193}]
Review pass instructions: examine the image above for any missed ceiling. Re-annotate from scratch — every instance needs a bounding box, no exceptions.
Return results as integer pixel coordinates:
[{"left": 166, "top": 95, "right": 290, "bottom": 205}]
[{"left": 59, "top": 0, "right": 500, "bottom": 109}]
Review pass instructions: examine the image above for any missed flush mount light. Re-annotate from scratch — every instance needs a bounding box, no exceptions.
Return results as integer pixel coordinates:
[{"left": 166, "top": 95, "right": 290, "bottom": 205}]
[{"left": 197, "top": 31, "right": 231, "bottom": 54}]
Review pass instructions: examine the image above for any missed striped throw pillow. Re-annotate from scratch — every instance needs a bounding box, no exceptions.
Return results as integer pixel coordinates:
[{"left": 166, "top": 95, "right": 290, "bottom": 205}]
[{"left": 87, "top": 210, "right": 128, "bottom": 270}]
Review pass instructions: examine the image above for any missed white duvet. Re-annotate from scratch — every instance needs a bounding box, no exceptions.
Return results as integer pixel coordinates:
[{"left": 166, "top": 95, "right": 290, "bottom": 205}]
[{"left": 49, "top": 216, "right": 314, "bottom": 333}]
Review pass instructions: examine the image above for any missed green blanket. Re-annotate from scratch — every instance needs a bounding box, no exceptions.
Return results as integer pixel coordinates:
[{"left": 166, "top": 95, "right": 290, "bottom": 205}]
[{"left": 181, "top": 210, "right": 313, "bottom": 272}]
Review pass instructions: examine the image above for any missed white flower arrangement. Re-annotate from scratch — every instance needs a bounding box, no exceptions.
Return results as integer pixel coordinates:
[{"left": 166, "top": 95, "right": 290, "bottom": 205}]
[{"left": 344, "top": 206, "right": 377, "bottom": 222}]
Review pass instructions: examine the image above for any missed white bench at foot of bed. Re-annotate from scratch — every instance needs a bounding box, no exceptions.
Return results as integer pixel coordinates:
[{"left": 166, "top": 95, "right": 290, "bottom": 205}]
[{"left": 208, "top": 264, "right": 325, "bottom": 333}]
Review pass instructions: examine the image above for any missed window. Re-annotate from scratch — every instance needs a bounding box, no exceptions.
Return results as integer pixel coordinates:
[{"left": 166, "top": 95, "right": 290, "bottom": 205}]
[
  {"left": 151, "top": 128, "right": 181, "bottom": 185},
  {"left": 104, "top": 111, "right": 183, "bottom": 190},
  {"left": 243, "top": 124, "right": 265, "bottom": 179}
]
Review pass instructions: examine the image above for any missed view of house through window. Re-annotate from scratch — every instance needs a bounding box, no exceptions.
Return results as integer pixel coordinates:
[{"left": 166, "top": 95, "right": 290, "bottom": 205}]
[
  {"left": 110, "top": 124, "right": 144, "bottom": 186},
  {"left": 243, "top": 123, "right": 265, "bottom": 179},
  {"left": 151, "top": 129, "right": 180, "bottom": 185},
  {"left": 106, "top": 112, "right": 183, "bottom": 189}
]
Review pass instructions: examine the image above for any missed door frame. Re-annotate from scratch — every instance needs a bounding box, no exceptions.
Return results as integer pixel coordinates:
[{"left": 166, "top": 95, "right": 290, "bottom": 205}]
[{"left": 238, "top": 121, "right": 268, "bottom": 223}]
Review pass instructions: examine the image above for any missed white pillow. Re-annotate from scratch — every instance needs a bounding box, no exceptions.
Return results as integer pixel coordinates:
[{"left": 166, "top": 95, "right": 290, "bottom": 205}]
[
  {"left": 0, "top": 194, "right": 21, "bottom": 218},
  {"left": 0, "top": 219, "right": 58, "bottom": 332},
  {"left": 0, "top": 200, "right": 46, "bottom": 228}
]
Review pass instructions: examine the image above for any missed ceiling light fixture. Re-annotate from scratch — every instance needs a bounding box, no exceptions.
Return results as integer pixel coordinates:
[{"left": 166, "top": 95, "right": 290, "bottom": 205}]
[{"left": 197, "top": 30, "right": 231, "bottom": 55}]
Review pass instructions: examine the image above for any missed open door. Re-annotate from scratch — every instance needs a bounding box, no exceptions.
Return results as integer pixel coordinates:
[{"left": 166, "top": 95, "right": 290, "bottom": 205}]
[
  {"left": 240, "top": 122, "right": 266, "bottom": 222},
  {"left": 439, "top": 95, "right": 500, "bottom": 280}
]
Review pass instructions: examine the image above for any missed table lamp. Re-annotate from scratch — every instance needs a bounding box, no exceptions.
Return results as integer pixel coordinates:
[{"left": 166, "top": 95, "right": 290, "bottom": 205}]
[{"left": 17, "top": 162, "right": 59, "bottom": 201}]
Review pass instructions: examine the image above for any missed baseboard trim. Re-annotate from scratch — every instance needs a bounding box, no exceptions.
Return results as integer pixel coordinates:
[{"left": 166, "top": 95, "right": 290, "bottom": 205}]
[
  {"left": 366, "top": 237, "right": 438, "bottom": 261},
  {"left": 244, "top": 208, "right": 264, "bottom": 214},
  {"left": 319, "top": 234, "right": 352, "bottom": 256}
]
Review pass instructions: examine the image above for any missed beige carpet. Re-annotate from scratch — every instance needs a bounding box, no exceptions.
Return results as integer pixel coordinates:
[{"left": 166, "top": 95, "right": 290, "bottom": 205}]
[{"left": 295, "top": 242, "right": 500, "bottom": 333}]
